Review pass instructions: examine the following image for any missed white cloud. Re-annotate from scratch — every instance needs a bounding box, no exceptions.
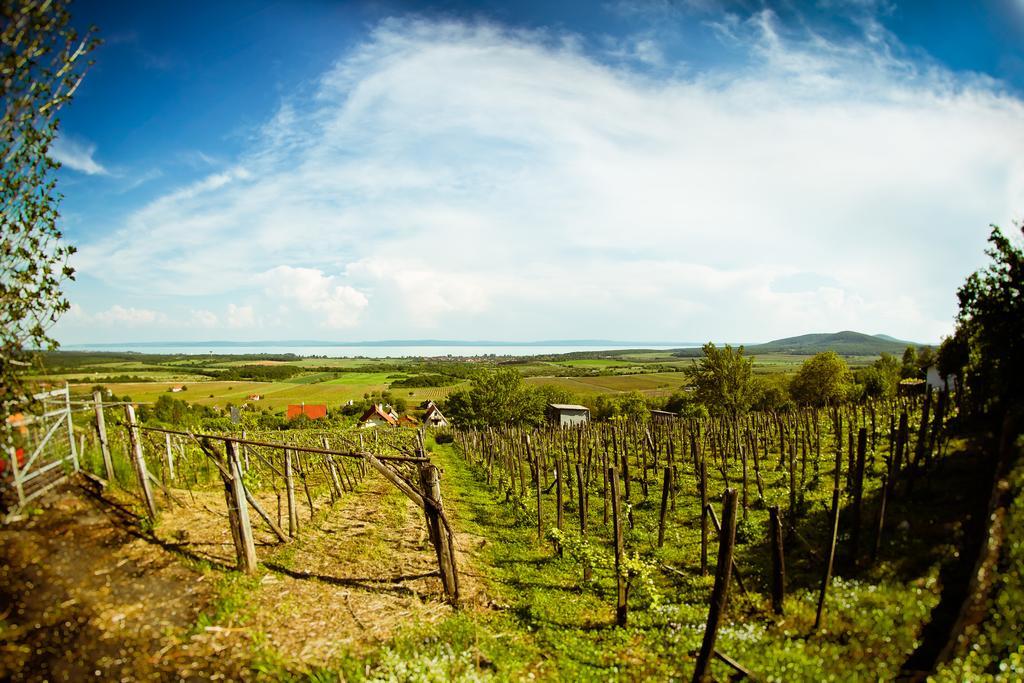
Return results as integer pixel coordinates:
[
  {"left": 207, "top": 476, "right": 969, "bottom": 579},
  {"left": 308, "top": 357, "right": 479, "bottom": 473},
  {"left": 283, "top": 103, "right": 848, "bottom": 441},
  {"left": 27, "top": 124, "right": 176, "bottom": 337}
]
[
  {"left": 94, "top": 305, "right": 166, "bottom": 325},
  {"left": 226, "top": 304, "right": 256, "bottom": 328},
  {"left": 259, "top": 266, "right": 368, "bottom": 329},
  {"left": 51, "top": 136, "right": 109, "bottom": 175},
  {"left": 67, "top": 15, "right": 1024, "bottom": 342},
  {"left": 189, "top": 309, "right": 219, "bottom": 328}
]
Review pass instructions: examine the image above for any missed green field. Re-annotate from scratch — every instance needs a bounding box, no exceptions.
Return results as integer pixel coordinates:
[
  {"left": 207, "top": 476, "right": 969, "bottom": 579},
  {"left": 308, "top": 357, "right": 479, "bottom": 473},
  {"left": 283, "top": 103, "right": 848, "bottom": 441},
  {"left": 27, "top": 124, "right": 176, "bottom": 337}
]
[{"left": 35, "top": 348, "right": 882, "bottom": 414}]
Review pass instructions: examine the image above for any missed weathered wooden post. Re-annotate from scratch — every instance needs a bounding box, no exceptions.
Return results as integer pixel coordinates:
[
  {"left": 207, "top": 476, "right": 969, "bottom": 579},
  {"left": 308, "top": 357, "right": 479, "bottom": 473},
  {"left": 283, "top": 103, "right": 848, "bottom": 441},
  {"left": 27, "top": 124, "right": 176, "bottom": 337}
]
[
  {"left": 526, "top": 435, "right": 543, "bottom": 542},
  {"left": 124, "top": 405, "right": 157, "bottom": 520},
  {"left": 657, "top": 466, "right": 671, "bottom": 548},
  {"left": 814, "top": 444, "right": 844, "bottom": 632},
  {"left": 419, "top": 463, "right": 459, "bottom": 604},
  {"left": 769, "top": 505, "right": 785, "bottom": 615},
  {"left": 226, "top": 441, "right": 258, "bottom": 573},
  {"left": 164, "top": 433, "right": 175, "bottom": 481},
  {"left": 609, "top": 466, "right": 627, "bottom": 627},
  {"left": 872, "top": 474, "right": 889, "bottom": 563},
  {"left": 93, "top": 391, "right": 114, "bottom": 483},
  {"left": 692, "top": 489, "right": 739, "bottom": 683},
  {"left": 700, "top": 455, "right": 709, "bottom": 576},
  {"left": 284, "top": 449, "right": 299, "bottom": 537},
  {"left": 849, "top": 427, "right": 868, "bottom": 564},
  {"left": 555, "top": 449, "right": 564, "bottom": 547},
  {"left": 575, "top": 462, "right": 591, "bottom": 582}
]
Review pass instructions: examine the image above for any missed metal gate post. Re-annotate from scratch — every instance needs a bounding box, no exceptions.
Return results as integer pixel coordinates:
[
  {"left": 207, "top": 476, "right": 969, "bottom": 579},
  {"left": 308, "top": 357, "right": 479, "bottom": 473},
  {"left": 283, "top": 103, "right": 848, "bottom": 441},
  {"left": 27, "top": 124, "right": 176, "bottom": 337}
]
[{"left": 64, "top": 385, "right": 79, "bottom": 472}]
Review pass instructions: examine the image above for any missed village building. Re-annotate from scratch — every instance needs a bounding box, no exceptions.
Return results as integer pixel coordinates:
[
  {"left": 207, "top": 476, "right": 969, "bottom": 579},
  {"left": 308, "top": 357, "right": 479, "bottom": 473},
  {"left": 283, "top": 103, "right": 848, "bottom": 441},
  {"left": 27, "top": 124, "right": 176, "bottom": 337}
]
[
  {"left": 422, "top": 401, "right": 449, "bottom": 428},
  {"left": 358, "top": 404, "right": 398, "bottom": 428},
  {"left": 286, "top": 403, "right": 328, "bottom": 420},
  {"left": 398, "top": 414, "right": 419, "bottom": 428},
  {"left": 650, "top": 409, "right": 678, "bottom": 424},
  {"left": 170, "top": 385, "right": 185, "bottom": 393},
  {"left": 546, "top": 403, "right": 590, "bottom": 427},
  {"left": 247, "top": 394, "right": 262, "bottom": 401}
]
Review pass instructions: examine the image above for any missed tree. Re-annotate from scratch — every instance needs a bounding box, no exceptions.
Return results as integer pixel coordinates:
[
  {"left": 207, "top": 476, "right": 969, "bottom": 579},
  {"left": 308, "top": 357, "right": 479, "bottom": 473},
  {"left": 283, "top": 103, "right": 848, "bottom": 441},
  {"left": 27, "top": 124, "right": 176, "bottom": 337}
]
[
  {"left": 684, "top": 343, "right": 755, "bottom": 417},
  {"left": 1, "top": 1, "right": 97, "bottom": 417},
  {"left": 872, "top": 352, "right": 902, "bottom": 397},
  {"left": 900, "top": 345, "right": 919, "bottom": 379},
  {"left": 751, "top": 375, "right": 793, "bottom": 412},
  {"left": 444, "top": 368, "right": 545, "bottom": 428},
  {"left": 915, "top": 346, "right": 936, "bottom": 376},
  {"left": 947, "top": 224, "right": 1024, "bottom": 418},
  {"left": 789, "top": 351, "right": 853, "bottom": 407},
  {"left": 616, "top": 391, "right": 649, "bottom": 421}
]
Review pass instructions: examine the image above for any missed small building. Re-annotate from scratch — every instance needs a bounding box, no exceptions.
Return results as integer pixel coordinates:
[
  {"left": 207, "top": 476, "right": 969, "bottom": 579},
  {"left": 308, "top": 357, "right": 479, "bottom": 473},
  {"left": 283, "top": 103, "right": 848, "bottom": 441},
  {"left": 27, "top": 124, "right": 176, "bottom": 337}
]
[
  {"left": 547, "top": 403, "right": 590, "bottom": 428},
  {"left": 358, "top": 403, "right": 398, "bottom": 428},
  {"left": 398, "top": 414, "right": 419, "bottom": 428},
  {"left": 247, "top": 394, "right": 262, "bottom": 401},
  {"left": 286, "top": 403, "right": 328, "bottom": 420},
  {"left": 925, "top": 366, "right": 957, "bottom": 392},
  {"left": 650, "top": 409, "right": 678, "bottom": 424},
  {"left": 170, "top": 385, "right": 185, "bottom": 393},
  {"left": 423, "top": 401, "right": 449, "bottom": 428}
]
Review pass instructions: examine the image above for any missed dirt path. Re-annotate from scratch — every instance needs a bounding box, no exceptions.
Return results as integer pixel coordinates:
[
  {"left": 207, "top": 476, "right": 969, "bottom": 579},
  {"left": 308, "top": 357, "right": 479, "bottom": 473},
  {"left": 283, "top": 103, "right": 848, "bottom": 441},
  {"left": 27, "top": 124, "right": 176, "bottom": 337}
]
[
  {"left": 0, "top": 464, "right": 484, "bottom": 679},
  {"left": 0, "top": 488, "right": 251, "bottom": 682}
]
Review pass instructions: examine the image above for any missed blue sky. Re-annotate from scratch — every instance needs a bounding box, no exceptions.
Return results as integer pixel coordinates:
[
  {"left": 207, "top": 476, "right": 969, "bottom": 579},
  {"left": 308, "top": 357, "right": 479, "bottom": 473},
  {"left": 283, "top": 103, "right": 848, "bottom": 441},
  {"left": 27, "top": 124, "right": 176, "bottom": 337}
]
[{"left": 50, "top": 0, "right": 1024, "bottom": 344}]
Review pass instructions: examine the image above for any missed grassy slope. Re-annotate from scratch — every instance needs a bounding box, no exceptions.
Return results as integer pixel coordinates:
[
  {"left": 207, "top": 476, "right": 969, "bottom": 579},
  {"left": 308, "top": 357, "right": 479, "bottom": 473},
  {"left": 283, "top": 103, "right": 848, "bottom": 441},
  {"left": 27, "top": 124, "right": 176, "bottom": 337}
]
[{"left": 303, "top": 435, "right": 979, "bottom": 681}]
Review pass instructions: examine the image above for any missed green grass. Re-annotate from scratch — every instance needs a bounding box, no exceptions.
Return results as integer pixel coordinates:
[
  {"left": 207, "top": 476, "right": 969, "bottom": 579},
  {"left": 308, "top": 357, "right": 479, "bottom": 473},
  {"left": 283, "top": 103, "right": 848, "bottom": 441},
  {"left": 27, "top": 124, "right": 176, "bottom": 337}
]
[{"left": 297, "top": 423, "right": 968, "bottom": 681}]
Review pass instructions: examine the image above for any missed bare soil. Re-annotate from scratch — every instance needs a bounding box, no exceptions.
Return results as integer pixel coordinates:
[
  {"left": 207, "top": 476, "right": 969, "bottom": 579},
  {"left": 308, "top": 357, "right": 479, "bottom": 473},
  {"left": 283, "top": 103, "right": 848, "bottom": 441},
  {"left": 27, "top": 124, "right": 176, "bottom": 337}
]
[{"left": 0, "top": 467, "right": 483, "bottom": 680}]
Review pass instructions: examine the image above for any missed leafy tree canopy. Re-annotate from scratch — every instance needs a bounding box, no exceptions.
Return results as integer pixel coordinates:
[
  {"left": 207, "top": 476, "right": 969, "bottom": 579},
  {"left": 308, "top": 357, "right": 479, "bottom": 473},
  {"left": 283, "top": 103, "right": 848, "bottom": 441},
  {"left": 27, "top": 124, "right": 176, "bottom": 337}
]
[
  {"left": 789, "top": 351, "right": 853, "bottom": 407},
  {"left": 684, "top": 343, "right": 755, "bottom": 417},
  {"left": 946, "top": 224, "right": 1024, "bottom": 417},
  {"left": 1, "top": 0, "right": 97, "bottom": 416}
]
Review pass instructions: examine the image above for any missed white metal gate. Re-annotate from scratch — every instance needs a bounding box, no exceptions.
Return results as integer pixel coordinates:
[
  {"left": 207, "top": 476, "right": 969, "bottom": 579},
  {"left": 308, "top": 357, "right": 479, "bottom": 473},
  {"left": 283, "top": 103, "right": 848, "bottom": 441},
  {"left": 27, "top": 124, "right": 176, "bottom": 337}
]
[{"left": 3, "top": 385, "right": 79, "bottom": 513}]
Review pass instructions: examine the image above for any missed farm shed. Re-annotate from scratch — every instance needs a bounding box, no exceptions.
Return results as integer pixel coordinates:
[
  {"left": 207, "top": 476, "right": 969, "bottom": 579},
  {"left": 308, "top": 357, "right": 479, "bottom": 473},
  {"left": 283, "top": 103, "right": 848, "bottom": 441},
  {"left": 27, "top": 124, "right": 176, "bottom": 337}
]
[
  {"left": 547, "top": 403, "right": 590, "bottom": 427},
  {"left": 286, "top": 403, "right": 328, "bottom": 420},
  {"left": 358, "top": 404, "right": 398, "bottom": 428},
  {"left": 398, "top": 414, "right": 419, "bottom": 428},
  {"left": 423, "top": 401, "right": 449, "bottom": 428},
  {"left": 650, "top": 409, "right": 678, "bottom": 424}
]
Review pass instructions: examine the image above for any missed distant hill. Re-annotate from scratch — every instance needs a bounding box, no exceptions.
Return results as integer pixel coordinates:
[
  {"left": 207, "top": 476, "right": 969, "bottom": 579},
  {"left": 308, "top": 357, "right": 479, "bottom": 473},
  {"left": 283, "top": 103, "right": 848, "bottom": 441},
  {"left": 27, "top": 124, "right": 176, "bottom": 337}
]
[{"left": 673, "top": 331, "right": 924, "bottom": 358}]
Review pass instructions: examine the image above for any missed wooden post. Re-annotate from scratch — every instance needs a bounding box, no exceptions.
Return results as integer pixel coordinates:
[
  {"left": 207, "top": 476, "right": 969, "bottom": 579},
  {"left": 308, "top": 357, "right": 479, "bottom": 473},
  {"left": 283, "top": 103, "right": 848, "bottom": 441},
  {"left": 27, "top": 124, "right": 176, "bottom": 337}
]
[
  {"left": 419, "top": 463, "right": 459, "bottom": 604},
  {"left": 555, "top": 450, "right": 564, "bottom": 537},
  {"left": 849, "top": 427, "right": 868, "bottom": 564},
  {"left": 769, "top": 505, "right": 785, "bottom": 615},
  {"left": 657, "top": 466, "right": 671, "bottom": 548},
  {"left": 93, "top": 391, "right": 114, "bottom": 483},
  {"left": 124, "top": 405, "right": 157, "bottom": 520},
  {"left": 700, "top": 455, "right": 709, "bottom": 576},
  {"left": 164, "top": 433, "right": 175, "bottom": 481},
  {"left": 526, "top": 436, "right": 543, "bottom": 542},
  {"left": 284, "top": 449, "right": 299, "bottom": 537},
  {"left": 575, "top": 462, "right": 591, "bottom": 582},
  {"left": 814, "top": 445, "right": 844, "bottom": 632},
  {"left": 227, "top": 441, "right": 258, "bottom": 573},
  {"left": 872, "top": 474, "right": 889, "bottom": 563},
  {"left": 692, "top": 489, "right": 739, "bottom": 683},
  {"left": 610, "top": 466, "right": 627, "bottom": 627}
]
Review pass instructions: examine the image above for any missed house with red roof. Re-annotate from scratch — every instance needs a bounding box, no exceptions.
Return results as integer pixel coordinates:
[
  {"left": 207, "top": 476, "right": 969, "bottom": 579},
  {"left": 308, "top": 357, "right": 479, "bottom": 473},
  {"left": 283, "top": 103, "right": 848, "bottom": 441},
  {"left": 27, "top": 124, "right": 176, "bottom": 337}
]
[
  {"left": 358, "top": 404, "right": 398, "bottom": 428},
  {"left": 286, "top": 403, "right": 328, "bottom": 420}
]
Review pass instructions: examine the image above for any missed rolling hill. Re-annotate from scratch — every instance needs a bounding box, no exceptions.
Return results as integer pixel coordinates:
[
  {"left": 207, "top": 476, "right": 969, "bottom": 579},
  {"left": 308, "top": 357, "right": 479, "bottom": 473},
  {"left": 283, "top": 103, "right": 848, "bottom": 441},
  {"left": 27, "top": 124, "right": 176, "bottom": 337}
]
[{"left": 672, "top": 331, "right": 924, "bottom": 357}]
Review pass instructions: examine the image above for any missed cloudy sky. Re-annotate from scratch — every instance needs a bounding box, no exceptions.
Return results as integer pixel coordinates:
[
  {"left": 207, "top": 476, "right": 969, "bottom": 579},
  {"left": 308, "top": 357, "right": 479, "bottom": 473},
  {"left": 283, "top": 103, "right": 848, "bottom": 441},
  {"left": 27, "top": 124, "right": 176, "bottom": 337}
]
[{"left": 51, "top": 0, "right": 1024, "bottom": 345}]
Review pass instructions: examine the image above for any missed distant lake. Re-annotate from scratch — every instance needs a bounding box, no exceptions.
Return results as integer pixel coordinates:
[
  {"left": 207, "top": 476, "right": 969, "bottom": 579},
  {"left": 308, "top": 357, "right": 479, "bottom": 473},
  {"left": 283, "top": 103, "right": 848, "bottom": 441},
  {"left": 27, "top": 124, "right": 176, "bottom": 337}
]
[{"left": 61, "top": 343, "right": 691, "bottom": 358}]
